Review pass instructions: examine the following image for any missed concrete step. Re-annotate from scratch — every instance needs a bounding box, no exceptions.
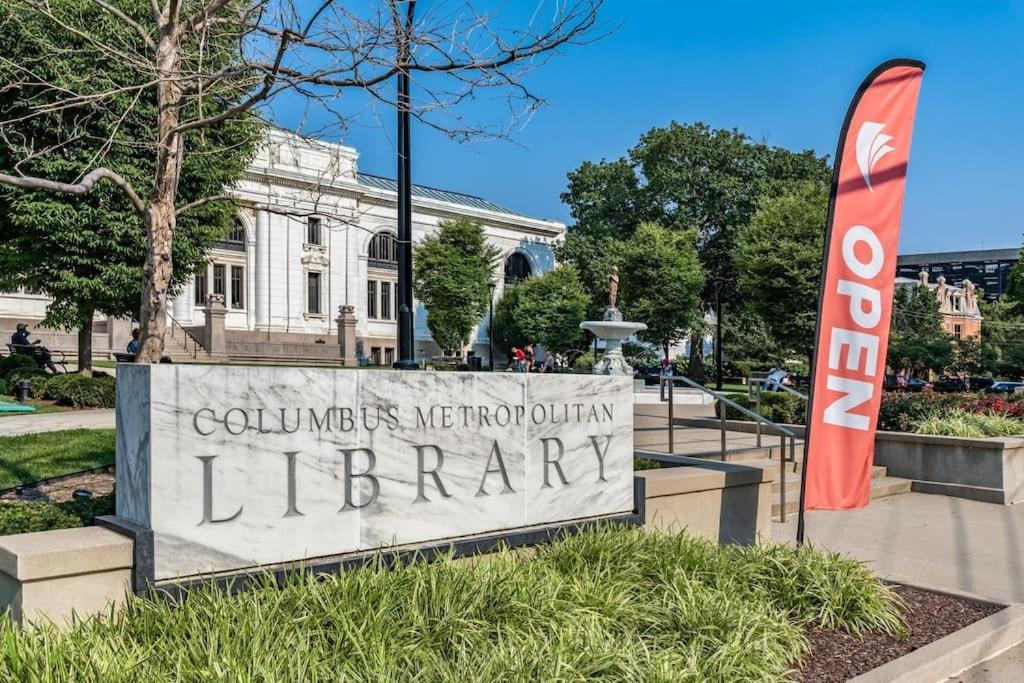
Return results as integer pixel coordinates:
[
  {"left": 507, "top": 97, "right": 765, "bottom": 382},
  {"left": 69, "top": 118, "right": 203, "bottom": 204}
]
[
  {"left": 770, "top": 465, "right": 889, "bottom": 494},
  {"left": 770, "top": 475, "right": 912, "bottom": 518}
]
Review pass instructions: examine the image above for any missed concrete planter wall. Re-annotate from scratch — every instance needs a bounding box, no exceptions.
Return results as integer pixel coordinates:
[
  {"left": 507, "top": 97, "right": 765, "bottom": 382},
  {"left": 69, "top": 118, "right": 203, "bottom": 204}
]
[{"left": 873, "top": 431, "right": 1024, "bottom": 504}]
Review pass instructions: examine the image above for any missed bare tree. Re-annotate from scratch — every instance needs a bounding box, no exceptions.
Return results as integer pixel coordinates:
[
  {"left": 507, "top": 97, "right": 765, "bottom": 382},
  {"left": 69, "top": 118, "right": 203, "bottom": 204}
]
[{"left": 0, "top": 0, "right": 603, "bottom": 362}]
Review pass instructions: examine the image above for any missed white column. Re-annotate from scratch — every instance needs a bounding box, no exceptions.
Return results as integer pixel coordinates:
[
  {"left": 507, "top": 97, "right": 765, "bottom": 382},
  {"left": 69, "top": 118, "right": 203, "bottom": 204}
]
[
  {"left": 255, "top": 209, "right": 270, "bottom": 329},
  {"left": 246, "top": 235, "right": 256, "bottom": 331},
  {"left": 172, "top": 280, "right": 194, "bottom": 323}
]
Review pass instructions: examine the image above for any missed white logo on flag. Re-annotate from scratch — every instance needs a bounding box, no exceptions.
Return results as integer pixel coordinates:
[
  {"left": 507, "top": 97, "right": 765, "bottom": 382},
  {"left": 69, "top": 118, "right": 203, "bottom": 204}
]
[{"left": 855, "top": 121, "right": 895, "bottom": 191}]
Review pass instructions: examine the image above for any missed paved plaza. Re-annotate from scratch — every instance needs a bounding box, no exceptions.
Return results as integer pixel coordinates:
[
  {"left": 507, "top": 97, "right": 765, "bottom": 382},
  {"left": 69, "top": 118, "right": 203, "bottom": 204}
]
[{"left": 0, "top": 409, "right": 115, "bottom": 436}]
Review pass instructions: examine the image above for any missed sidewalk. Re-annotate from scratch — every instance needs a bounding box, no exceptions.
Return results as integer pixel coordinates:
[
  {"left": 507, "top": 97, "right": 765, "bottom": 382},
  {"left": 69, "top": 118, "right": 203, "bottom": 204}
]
[
  {"left": 0, "top": 409, "right": 115, "bottom": 436},
  {"left": 772, "top": 493, "right": 1024, "bottom": 605}
]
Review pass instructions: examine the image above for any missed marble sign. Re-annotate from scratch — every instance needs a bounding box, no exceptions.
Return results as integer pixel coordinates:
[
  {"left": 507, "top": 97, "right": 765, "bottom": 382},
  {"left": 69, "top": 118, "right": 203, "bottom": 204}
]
[{"left": 115, "top": 365, "right": 634, "bottom": 580}]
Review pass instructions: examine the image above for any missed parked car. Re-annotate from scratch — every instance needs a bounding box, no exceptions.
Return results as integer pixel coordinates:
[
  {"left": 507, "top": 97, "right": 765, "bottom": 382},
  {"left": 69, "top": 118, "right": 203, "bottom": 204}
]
[
  {"left": 883, "top": 375, "right": 907, "bottom": 391},
  {"left": 933, "top": 376, "right": 968, "bottom": 393},
  {"left": 985, "top": 381, "right": 1024, "bottom": 394},
  {"left": 905, "top": 378, "right": 933, "bottom": 392},
  {"left": 969, "top": 377, "right": 996, "bottom": 392}
]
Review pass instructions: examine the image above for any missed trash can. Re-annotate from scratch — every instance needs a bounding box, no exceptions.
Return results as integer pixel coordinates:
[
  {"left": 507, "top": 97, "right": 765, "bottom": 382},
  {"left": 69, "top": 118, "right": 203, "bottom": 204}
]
[{"left": 469, "top": 355, "right": 482, "bottom": 371}]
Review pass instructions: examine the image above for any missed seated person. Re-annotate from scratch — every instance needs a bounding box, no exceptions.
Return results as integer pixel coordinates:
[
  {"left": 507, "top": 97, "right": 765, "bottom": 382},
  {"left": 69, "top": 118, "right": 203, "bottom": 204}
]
[
  {"left": 10, "top": 323, "right": 59, "bottom": 373},
  {"left": 126, "top": 329, "right": 141, "bottom": 355}
]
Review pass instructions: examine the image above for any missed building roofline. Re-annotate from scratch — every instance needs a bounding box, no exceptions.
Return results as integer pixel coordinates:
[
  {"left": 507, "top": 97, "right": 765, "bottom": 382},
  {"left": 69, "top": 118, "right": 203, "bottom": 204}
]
[{"left": 898, "top": 247, "right": 1020, "bottom": 263}]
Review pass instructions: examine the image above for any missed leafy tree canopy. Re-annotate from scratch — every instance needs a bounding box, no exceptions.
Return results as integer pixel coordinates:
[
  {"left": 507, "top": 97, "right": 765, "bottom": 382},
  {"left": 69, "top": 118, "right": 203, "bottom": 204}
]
[
  {"left": 618, "top": 223, "right": 704, "bottom": 354},
  {"left": 887, "top": 285, "right": 953, "bottom": 377},
  {"left": 0, "top": 0, "right": 261, "bottom": 367},
  {"left": 492, "top": 266, "right": 590, "bottom": 357},
  {"left": 413, "top": 218, "right": 500, "bottom": 356},
  {"left": 736, "top": 182, "right": 828, "bottom": 361}
]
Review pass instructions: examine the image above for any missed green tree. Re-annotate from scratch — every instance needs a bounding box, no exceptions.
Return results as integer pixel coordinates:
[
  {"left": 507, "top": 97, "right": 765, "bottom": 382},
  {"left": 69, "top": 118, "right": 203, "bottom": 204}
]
[
  {"left": 414, "top": 219, "right": 500, "bottom": 357},
  {"left": 979, "top": 301, "right": 1024, "bottom": 378},
  {"left": 887, "top": 285, "right": 953, "bottom": 378},
  {"left": 0, "top": 0, "right": 260, "bottom": 371},
  {"left": 553, "top": 231, "right": 625, "bottom": 320},
  {"left": 618, "top": 223, "right": 704, "bottom": 356},
  {"left": 514, "top": 267, "right": 591, "bottom": 355},
  {"left": 560, "top": 121, "right": 830, "bottom": 378},
  {"left": 736, "top": 182, "right": 828, "bottom": 361}
]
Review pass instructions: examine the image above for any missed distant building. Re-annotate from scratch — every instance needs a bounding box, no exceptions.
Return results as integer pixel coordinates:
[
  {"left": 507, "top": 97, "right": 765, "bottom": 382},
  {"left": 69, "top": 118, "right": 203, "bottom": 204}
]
[
  {"left": 894, "top": 271, "right": 983, "bottom": 341},
  {"left": 896, "top": 248, "right": 1019, "bottom": 302}
]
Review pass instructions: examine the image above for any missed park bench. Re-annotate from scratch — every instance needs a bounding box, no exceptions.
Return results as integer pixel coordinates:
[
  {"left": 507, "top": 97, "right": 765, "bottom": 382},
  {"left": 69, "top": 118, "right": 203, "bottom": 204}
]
[
  {"left": 6, "top": 343, "right": 67, "bottom": 373},
  {"left": 113, "top": 352, "right": 136, "bottom": 363}
]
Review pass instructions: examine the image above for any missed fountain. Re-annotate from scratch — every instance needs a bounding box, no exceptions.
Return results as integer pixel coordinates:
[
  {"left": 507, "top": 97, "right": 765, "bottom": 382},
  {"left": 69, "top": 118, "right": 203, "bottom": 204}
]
[{"left": 580, "top": 266, "right": 647, "bottom": 376}]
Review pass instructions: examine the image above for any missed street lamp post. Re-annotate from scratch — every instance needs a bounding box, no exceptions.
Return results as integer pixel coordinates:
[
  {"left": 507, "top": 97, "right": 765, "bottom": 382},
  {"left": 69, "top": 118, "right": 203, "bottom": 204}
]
[
  {"left": 715, "top": 281, "right": 723, "bottom": 391},
  {"left": 488, "top": 281, "right": 496, "bottom": 371},
  {"left": 394, "top": 2, "right": 418, "bottom": 370}
]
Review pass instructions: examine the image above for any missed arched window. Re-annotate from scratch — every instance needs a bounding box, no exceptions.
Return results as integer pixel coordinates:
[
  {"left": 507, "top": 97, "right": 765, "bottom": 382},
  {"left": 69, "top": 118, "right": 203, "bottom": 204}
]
[
  {"left": 368, "top": 231, "right": 398, "bottom": 270},
  {"left": 215, "top": 220, "right": 247, "bottom": 252},
  {"left": 504, "top": 252, "right": 532, "bottom": 286}
]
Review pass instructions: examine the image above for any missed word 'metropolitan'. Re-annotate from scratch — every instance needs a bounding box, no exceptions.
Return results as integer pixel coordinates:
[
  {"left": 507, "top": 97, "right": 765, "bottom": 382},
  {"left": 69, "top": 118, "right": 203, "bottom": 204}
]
[{"left": 192, "top": 401, "right": 616, "bottom": 436}]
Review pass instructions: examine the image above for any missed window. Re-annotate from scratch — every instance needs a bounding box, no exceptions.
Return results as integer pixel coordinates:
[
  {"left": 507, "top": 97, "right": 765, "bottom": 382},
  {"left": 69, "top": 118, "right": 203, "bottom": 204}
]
[
  {"left": 367, "top": 280, "right": 377, "bottom": 319},
  {"left": 393, "top": 284, "right": 400, "bottom": 319},
  {"left": 503, "top": 252, "right": 532, "bottom": 285},
  {"left": 307, "top": 272, "right": 322, "bottom": 315},
  {"left": 368, "top": 232, "right": 398, "bottom": 269},
  {"left": 194, "top": 269, "right": 208, "bottom": 305},
  {"left": 384, "top": 347, "right": 395, "bottom": 366},
  {"left": 381, "top": 282, "right": 391, "bottom": 321},
  {"left": 307, "top": 217, "right": 322, "bottom": 246},
  {"left": 230, "top": 266, "right": 244, "bottom": 309},
  {"left": 213, "top": 264, "right": 226, "bottom": 297},
  {"left": 370, "top": 346, "right": 382, "bottom": 365},
  {"left": 214, "top": 221, "right": 246, "bottom": 251},
  {"left": 954, "top": 324, "right": 962, "bottom": 339}
]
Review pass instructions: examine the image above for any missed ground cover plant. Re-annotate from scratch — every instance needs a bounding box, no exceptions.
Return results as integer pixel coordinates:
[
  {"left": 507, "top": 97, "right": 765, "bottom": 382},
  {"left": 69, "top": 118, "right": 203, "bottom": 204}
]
[
  {"left": 0, "top": 492, "right": 114, "bottom": 535},
  {"left": 0, "top": 527, "right": 903, "bottom": 681},
  {"left": 0, "top": 428, "right": 114, "bottom": 490},
  {"left": 878, "top": 392, "right": 1024, "bottom": 435}
]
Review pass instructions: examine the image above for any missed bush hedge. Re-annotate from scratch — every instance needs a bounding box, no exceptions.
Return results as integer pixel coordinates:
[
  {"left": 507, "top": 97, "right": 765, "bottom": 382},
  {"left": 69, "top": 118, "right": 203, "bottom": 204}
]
[
  {"left": 42, "top": 374, "right": 116, "bottom": 408},
  {"left": 0, "top": 493, "right": 114, "bottom": 536},
  {"left": 718, "top": 391, "right": 806, "bottom": 425},
  {"left": 5, "top": 367, "right": 50, "bottom": 395},
  {"left": 0, "top": 353, "right": 36, "bottom": 380}
]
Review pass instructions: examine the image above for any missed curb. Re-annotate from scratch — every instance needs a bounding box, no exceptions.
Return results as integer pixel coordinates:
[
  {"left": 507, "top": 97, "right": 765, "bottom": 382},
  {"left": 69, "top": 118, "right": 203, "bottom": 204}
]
[{"left": 850, "top": 603, "right": 1024, "bottom": 683}]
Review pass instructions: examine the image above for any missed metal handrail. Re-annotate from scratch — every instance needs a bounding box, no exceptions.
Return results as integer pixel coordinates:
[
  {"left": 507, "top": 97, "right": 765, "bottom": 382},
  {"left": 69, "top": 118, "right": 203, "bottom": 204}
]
[
  {"left": 660, "top": 375, "right": 796, "bottom": 523},
  {"left": 167, "top": 313, "right": 203, "bottom": 360},
  {"left": 748, "top": 379, "right": 808, "bottom": 453}
]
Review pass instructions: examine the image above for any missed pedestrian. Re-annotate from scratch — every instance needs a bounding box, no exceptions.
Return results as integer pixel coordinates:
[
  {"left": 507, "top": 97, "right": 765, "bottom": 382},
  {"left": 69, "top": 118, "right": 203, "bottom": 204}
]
[
  {"left": 126, "top": 328, "right": 141, "bottom": 355},
  {"left": 660, "top": 355, "right": 673, "bottom": 377},
  {"left": 10, "top": 322, "right": 59, "bottom": 373},
  {"left": 515, "top": 346, "right": 526, "bottom": 372},
  {"left": 524, "top": 343, "right": 535, "bottom": 372},
  {"left": 543, "top": 350, "right": 556, "bottom": 373}
]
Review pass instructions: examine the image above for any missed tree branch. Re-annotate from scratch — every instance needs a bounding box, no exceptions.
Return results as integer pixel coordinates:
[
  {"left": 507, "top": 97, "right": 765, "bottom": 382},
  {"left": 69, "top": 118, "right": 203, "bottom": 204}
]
[
  {"left": 175, "top": 193, "right": 236, "bottom": 216},
  {"left": 0, "top": 168, "right": 146, "bottom": 215},
  {"left": 91, "top": 0, "right": 156, "bottom": 51}
]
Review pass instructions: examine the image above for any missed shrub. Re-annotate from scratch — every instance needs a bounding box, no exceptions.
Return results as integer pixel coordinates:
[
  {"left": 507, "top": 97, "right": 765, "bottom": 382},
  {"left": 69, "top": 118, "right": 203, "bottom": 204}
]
[
  {"left": 0, "top": 526, "right": 902, "bottom": 680},
  {"left": 44, "top": 374, "right": 116, "bottom": 408},
  {"left": 915, "top": 409, "right": 1024, "bottom": 438},
  {"left": 0, "top": 353, "right": 36, "bottom": 380},
  {"left": 0, "top": 493, "right": 115, "bottom": 536},
  {"left": 5, "top": 367, "right": 50, "bottom": 395},
  {"left": 719, "top": 391, "right": 806, "bottom": 425}
]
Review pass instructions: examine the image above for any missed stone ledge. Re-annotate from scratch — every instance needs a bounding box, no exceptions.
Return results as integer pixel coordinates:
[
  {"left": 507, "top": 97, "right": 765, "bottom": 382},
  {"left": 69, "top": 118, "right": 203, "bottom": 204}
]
[
  {"left": 851, "top": 603, "right": 1024, "bottom": 683},
  {"left": 637, "top": 457, "right": 775, "bottom": 498},
  {"left": 0, "top": 526, "right": 132, "bottom": 581}
]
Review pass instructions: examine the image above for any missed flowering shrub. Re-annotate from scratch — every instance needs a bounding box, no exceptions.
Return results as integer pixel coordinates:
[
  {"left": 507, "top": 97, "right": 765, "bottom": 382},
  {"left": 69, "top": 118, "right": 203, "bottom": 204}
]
[{"left": 878, "top": 392, "right": 1024, "bottom": 433}]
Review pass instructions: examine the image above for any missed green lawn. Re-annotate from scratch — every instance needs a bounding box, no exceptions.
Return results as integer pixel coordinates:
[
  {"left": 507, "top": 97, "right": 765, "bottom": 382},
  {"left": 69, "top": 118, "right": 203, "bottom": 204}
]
[
  {"left": 0, "top": 393, "right": 74, "bottom": 416},
  {"left": 0, "top": 526, "right": 903, "bottom": 680},
  {"left": 0, "top": 429, "right": 115, "bottom": 489}
]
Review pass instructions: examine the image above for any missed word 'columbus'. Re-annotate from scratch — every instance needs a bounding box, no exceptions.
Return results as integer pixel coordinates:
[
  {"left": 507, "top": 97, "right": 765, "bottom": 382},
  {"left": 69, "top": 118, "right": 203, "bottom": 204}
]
[{"left": 192, "top": 402, "right": 616, "bottom": 436}]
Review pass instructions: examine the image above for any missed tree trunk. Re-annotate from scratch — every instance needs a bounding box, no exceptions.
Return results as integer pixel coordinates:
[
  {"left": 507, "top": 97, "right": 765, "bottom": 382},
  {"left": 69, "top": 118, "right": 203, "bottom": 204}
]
[
  {"left": 78, "top": 312, "right": 94, "bottom": 376},
  {"left": 137, "top": 23, "right": 184, "bottom": 364},
  {"left": 687, "top": 331, "right": 706, "bottom": 382}
]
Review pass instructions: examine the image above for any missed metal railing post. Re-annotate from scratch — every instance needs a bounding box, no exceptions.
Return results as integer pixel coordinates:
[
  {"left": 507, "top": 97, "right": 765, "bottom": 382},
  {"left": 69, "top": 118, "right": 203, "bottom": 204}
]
[
  {"left": 755, "top": 383, "right": 762, "bottom": 448},
  {"left": 779, "top": 431, "right": 787, "bottom": 523},
  {"left": 719, "top": 395, "right": 727, "bottom": 462},
  {"left": 667, "top": 378, "right": 674, "bottom": 454}
]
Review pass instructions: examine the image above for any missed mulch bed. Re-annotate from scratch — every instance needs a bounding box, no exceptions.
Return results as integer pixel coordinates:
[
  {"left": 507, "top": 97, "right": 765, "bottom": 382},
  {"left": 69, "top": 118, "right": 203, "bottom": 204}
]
[
  {"left": 799, "top": 584, "right": 1003, "bottom": 682},
  {"left": 0, "top": 466, "right": 115, "bottom": 503}
]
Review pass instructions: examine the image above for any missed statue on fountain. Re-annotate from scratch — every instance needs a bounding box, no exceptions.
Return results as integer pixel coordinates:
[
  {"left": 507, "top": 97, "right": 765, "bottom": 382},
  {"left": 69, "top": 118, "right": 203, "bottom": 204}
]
[{"left": 580, "top": 265, "right": 647, "bottom": 375}]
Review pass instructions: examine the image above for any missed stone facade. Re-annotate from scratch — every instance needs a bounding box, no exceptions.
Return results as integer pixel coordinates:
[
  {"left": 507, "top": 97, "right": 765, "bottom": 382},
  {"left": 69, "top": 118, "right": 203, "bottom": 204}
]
[
  {"left": 0, "top": 128, "right": 563, "bottom": 364},
  {"left": 895, "top": 270, "right": 984, "bottom": 341}
]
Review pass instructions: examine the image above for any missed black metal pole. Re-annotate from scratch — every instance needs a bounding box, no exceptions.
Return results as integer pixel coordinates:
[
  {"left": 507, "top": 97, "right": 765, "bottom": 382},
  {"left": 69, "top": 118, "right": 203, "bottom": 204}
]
[
  {"left": 715, "top": 283, "right": 723, "bottom": 391},
  {"left": 488, "top": 282, "right": 495, "bottom": 371},
  {"left": 394, "top": 39, "right": 418, "bottom": 369}
]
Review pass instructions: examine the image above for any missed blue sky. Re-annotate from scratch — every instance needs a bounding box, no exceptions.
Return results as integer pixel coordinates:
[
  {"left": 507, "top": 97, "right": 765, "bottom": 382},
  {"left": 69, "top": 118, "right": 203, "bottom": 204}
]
[{"left": 326, "top": 0, "right": 1023, "bottom": 254}]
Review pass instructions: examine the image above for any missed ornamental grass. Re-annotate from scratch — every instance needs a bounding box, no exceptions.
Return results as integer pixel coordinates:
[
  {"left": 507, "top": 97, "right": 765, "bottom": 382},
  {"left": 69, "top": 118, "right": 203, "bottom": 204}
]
[{"left": 0, "top": 527, "right": 903, "bottom": 682}]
